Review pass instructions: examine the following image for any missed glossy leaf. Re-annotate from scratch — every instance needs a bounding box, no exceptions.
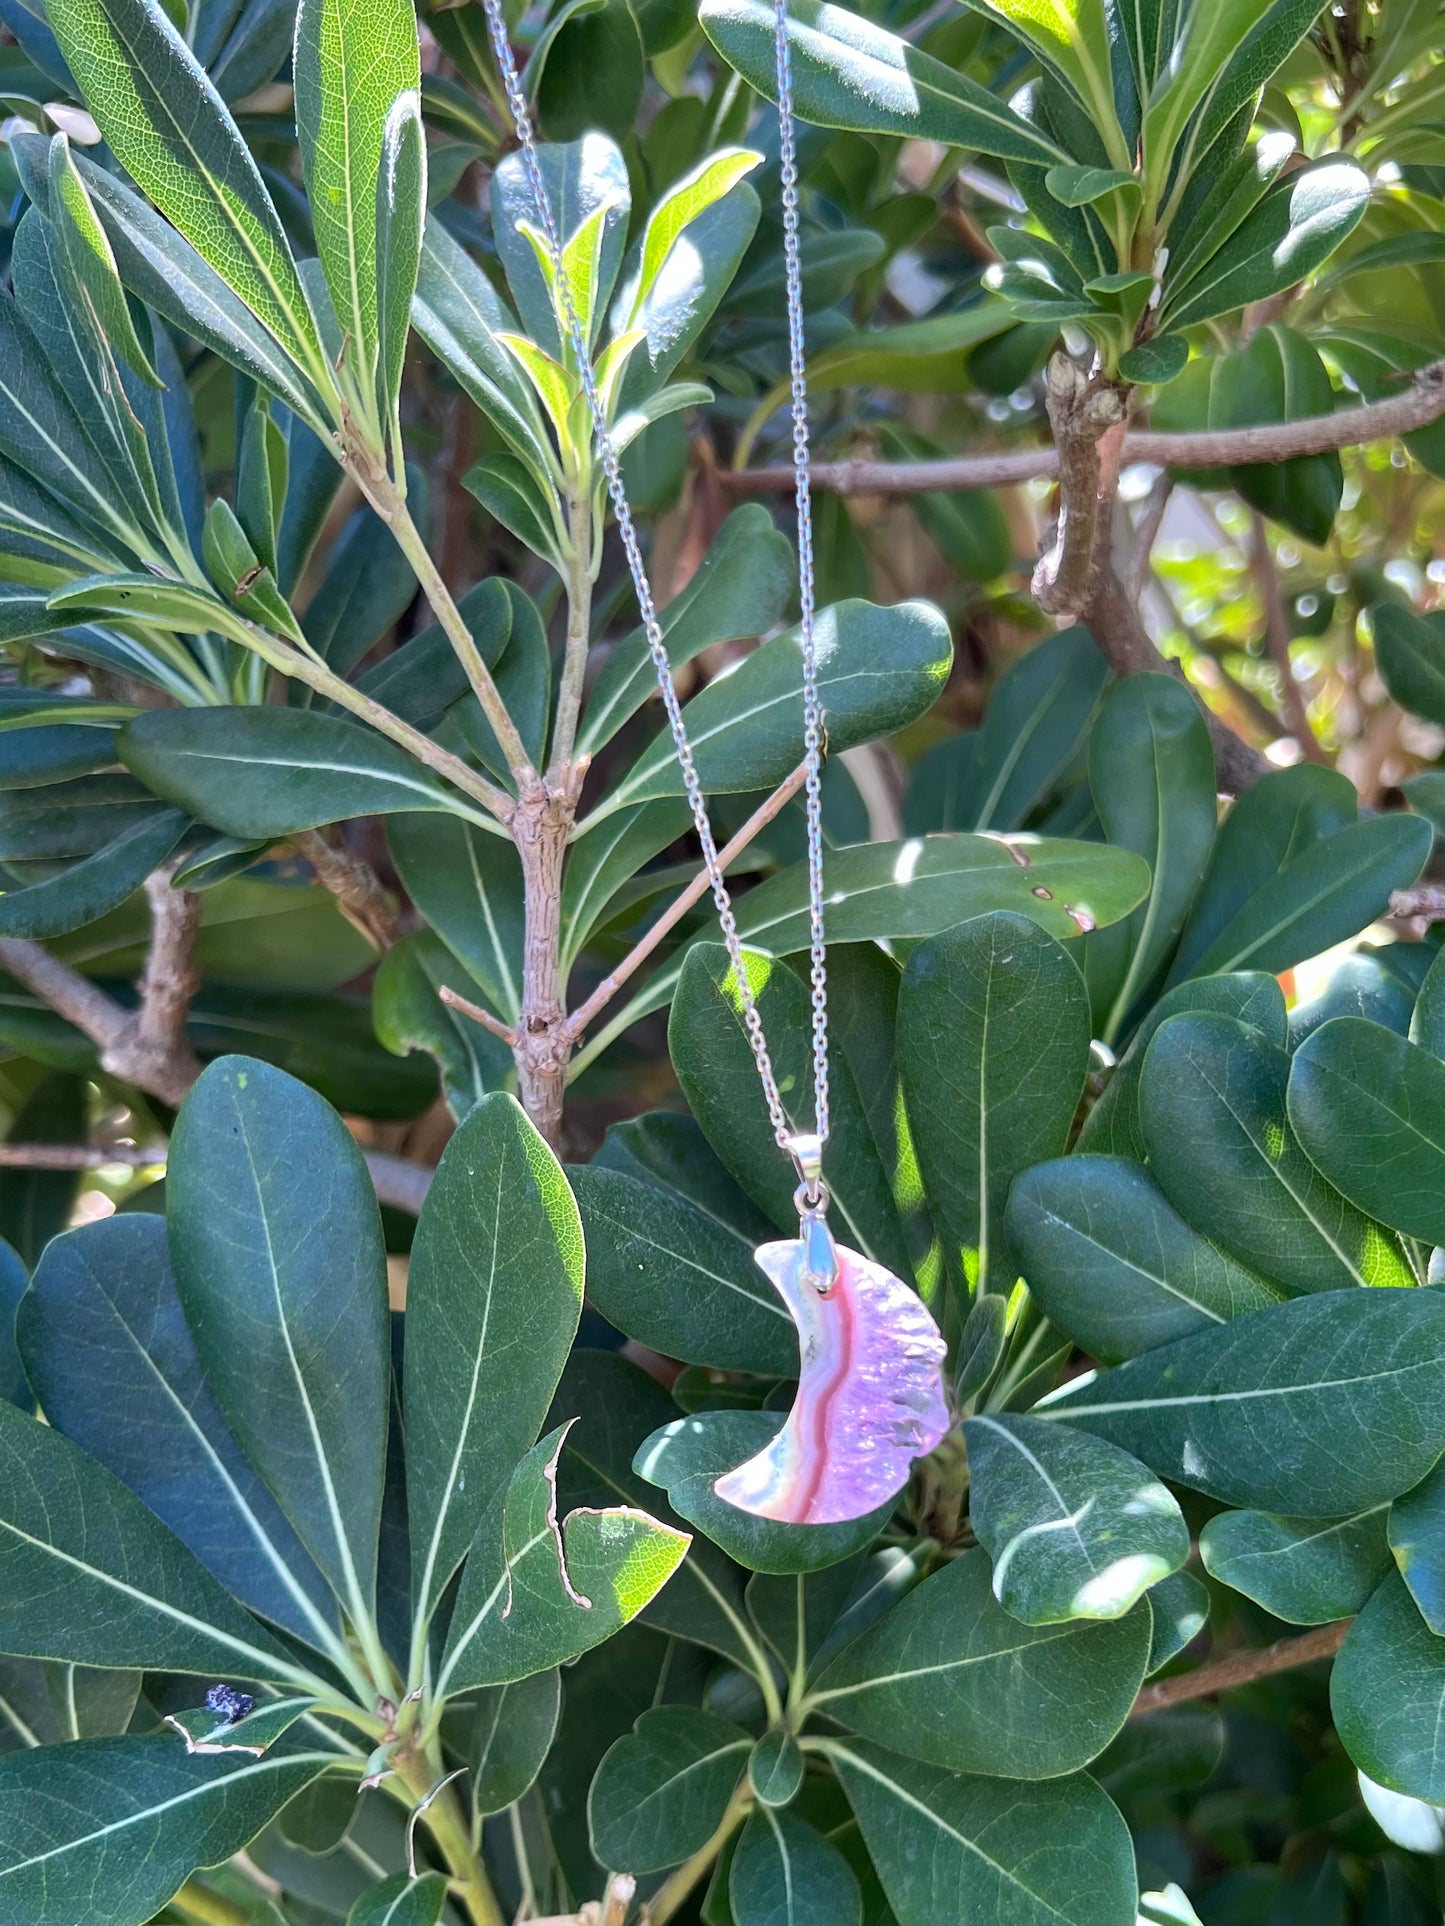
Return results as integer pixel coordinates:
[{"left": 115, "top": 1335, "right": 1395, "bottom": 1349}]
[
  {"left": 1007, "top": 1154, "right": 1281, "bottom": 1362},
  {"left": 471, "top": 1668, "right": 560, "bottom": 1817},
  {"left": 19, "top": 1216, "right": 337, "bottom": 1652},
  {"left": 699, "top": 0, "right": 1069, "bottom": 162},
  {"left": 168, "top": 1056, "right": 389, "bottom": 1619},
  {"left": 1043, "top": 1287, "right": 1445, "bottom": 1515},
  {"left": 0, "top": 1398, "right": 296, "bottom": 1678},
  {"left": 387, "top": 813, "right": 524, "bottom": 1024},
  {"left": 0, "top": 1242, "right": 26, "bottom": 1414},
  {"left": 1374, "top": 603, "right": 1445, "bottom": 730},
  {"left": 0, "top": 807, "right": 188, "bottom": 940},
  {"left": 747, "top": 1730, "right": 805, "bottom": 1808},
  {"left": 347, "top": 1873, "right": 448, "bottom": 1926},
  {"left": 590, "top": 1705, "right": 750, "bottom": 1873},
  {"left": 964, "top": 1413, "right": 1188, "bottom": 1624},
  {"left": 405, "top": 1093, "right": 584, "bottom": 1617},
  {"left": 1145, "top": 1570, "right": 1209, "bottom": 1674},
  {"left": 47, "top": 0, "right": 327, "bottom": 389},
  {"left": 372, "top": 930, "right": 510, "bottom": 1116},
  {"left": 570, "top": 1165, "right": 799, "bottom": 1376},
  {"left": 0, "top": 1738, "right": 339, "bottom": 1926},
  {"left": 1288, "top": 1018, "right": 1445, "bottom": 1244},
  {"left": 730, "top": 1807, "right": 862, "bottom": 1926},
  {"left": 1333, "top": 1574, "right": 1445, "bottom": 1803},
  {"left": 1200, "top": 1505, "right": 1391, "bottom": 1624},
  {"left": 120, "top": 709, "right": 476, "bottom": 839},
  {"left": 829, "top": 1738, "right": 1138, "bottom": 1926},
  {"left": 1387, "top": 1461, "right": 1445, "bottom": 1635},
  {"left": 438, "top": 1423, "right": 689, "bottom": 1694},
  {"left": 810, "top": 1547, "right": 1150, "bottom": 1777},
  {"left": 1142, "top": 1015, "right": 1413, "bottom": 1294},
  {"left": 899, "top": 912, "right": 1091, "bottom": 1296}
]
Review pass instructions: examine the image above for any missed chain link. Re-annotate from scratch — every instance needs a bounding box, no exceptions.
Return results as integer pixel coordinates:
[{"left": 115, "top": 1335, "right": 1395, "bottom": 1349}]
[{"left": 477, "top": 0, "right": 830, "bottom": 1162}]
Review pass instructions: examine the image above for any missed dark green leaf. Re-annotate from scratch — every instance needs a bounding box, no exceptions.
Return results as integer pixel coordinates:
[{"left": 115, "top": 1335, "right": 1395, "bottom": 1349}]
[
  {"left": 699, "top": 0, "right": 1069, "bottom": 161},
  {"left": 348, "top": 1873, "right": 448, "bottom": 1926},
  {"left": 828, "top": 1738, "right": 1137, "bottom": 1925},
  {"left": 168, "top": 1056, "right": 389, "bottom": 1620},
  {"left": 1333, "top": 1573, "right": 1445, "bottom": 1802},
  {"left": 899, "top": 912, "right": 1091, "bottom": 1296},
  {"left": 405, "top": 1093, "right": 584, "bottom": 1617},
  {"left": 0, "top": 1241, "right": 26, "bottom": 1413},
  {"left": 570, "top": 1165, "right": 798, "bottom": 1376},
  {"left": 376, "top": 95, "right": 426, "bottom": 434},
  {"left": 0, "top": 1072, "right": 84, "bottom": 1268},
  {"left": 1143, "top": 1014, "right": 1414, "bottom": 1292},
  {"left": 810, "top": 1547, "right": 1149, "bottom": 1776},
  {"left": 1145, "top": 1569, "right": 1209, "bottom": 1673},
  {"left": 355, "top": 576, "right": 511, "bottom": 729},
  {"left": 1289, "top": 1019, "right": 1445, "bottom": 1243},
  {"left": 0, "top": 723, "right": 121, "bottom": 791},
  {"left": 747, "top": 1730, "right": 805, "bottom": 1809},
  {"left": 1007, "top": 1153, "right": 1281, "bottom": 1362},
  {"left": 0, "top": 808, "right": 187, "bottom": 940},
  {"left": 471, "top": 1668, "right": 560, "bottom": 1817},
  {"left": 372, "top": 929, "right": 510, "bottom": 1116},
  {"left": 964, "top": 1414, "right": 1188, "bottom": 1624},
  {"left": 1387, "top": 1461, "right": 1445, "bottom": 1635},
  {"left": 302, "top": 503, "right": 417, "bottom": 673},
  {"left": 1200, "top": 1505, "right": 1391, "bottom": 1624},
  {"left": 1374, "top": 603, "right": 1445, "bottom": 730},
  {"left": 730, "top": 1807, "right": 861, "bottom": 1925},
  {"left": 387, "top": 813, "right": 524, "bottom": 1025},
  {"left": 589, "top": 1705, "right": 750, "bottom": 1873},
  {"left": 0, "top": 1737, "right": 339, "bottom": 1926},
  {"left": 19, "top": 1215, "right": 337, "bottom": 1651},
  {"left": 1044, "top": 1287, "right": 1445, "bottom": 1515}
]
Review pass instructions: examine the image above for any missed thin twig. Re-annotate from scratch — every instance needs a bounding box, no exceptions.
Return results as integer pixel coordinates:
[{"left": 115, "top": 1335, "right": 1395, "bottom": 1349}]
[
  {"left": 1126, "top": 473, "right": 1174, "bottom": 601},
  {"left": 292, "top": 829, "right": 403, "bottom": 950},
  {"left": 437, "top": 983, "right": 520, "bottom": 1046},
  {"left": 0, "top": 1143, "right": 167, "bottom": 1169},
  {"left": 1249, "top": 510, "right": 1329, "bottom": 764},
  {"left": 564, "top": 757, "right": 810, "bottom": 1046},
  {"left": 723, "top": 362, "right": 1445, "bottom": 497},
  {"left": 1131, "top": 1620, "right": 1350, "bottom": 1717}
]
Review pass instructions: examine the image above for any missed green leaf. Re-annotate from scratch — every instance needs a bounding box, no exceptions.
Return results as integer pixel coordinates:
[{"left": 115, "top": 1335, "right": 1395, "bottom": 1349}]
[
  {"left": 471, "top": 1668, "right": 560, "bottom": 1817},
  {"left": 47, "top": 130, "right": 159, "bottom": 387},
  {"left": 1387, "top": 1461, "right": 1445, "bottom": 1636},
  {"left": 436, "top": 1423, "right": 690, "bottom": 1695},
  {"left": 375, "top": 90, "right": 425, "bottom": 436},
  {"left": 1214, "top": 327, "right": 1343, "bottom": 546},
  {"left": 492, "top": 134, "right": 630, "bottom": 360},
  {"left": 730, "top": 1807, "right": 862, "bottom": 1926},
  {"left": 570, "top": 1165, "right": 799, "bottom": 1376},
  {"left": 1143, "top": 1014, "right": 1414, "bottom": 1293},
  {"left": 1200, "top": 1506, "right": 1391, "bottom": 1624},
  {"left": 1045, "top": 163, "right": 1139, "bottom": 207},
  {"left": 1042, "top": 1287, "right": 1445, "bottom": 1515},
  {"left": 19, "top": 1215, "right": 337, "bottom": 1652},
  {"left": 1333, "top": 1573, "right": 1445, "bottom": 1802},
  {"left": 670, "top": 944, "right": 913, "bottom": 1283},
  {"left": 168, "top": 1056, "right": 389, "bottom": 1621},
  {"left": 828, "top": 1738, "right": 1138, "bottom": 1926},
  {"left": 1145, "top": 1570, "right": 1209, "bottom": 1673},
  {"left": 373, "top": 930, "right": 510, "bottom": 1118},
  {"left": 164, "top": 1693, "right": 317, "bottom": 1756},
  {"left": 303, "top": 500, "right": 418, "bottom": 672},
  {"left": 386, "top": 813, "right": 524, "bottom": 1024},
  {"left": 405, "top": 1093, "right": 584, "bottom": 1618},
  {"left": 1085, "top": 674, "right": 1217, "bottom": 1045},
  {"left": 1007, "top": 1153, "right": 1281, "bottom": 1363},
  {"left": 810, "top": 1547, "right": 1149, "bottom": 1775},
  {"left": 1161, "top": 160, "right": 1371, "bottom": 331},
  {"left": 578, "top": 504, "right": 795, "bottom": 756},
  {"left": 0, "top": 808, "right": 188, "bottom": 940},
  {"left": 1178, "top": 816, "right": 1431, "bottom": 983},
  {"left": 0, "top": 1075, "right": 85, "bottom": 1271},
  {"left": 120, "top": 708, "right": 481, "bottom": 839},
  {"left": 899, "top": 912, "right": 1091, "bottom": 1296},
  {"left": 463, "top": 450, "right": 563, "bottom": 566},
  {"left": 1288, "top": 1019, "right": 1445, "bottom": 1244},
  {"left": 47, "top": 0, "right": 328, "bottom": 392},
  {"left": 0, "top": 1737, "right": 339, "bottom": 1926},
  {"left": 964, "top": 1414, "right": 1188, "bottom": 1624},
  {"left": 626, "top": 148, "right": 762, "bottom": 322},
  {"left": 356, "top": 575, "right": 511, "bottom": 728},
  {"left": 0, "top": 1241, "right": 28, "bottom": 1415},
  {"left": 0, "top": 1398, "right": 298, "bottom": 1677},
  {"left": 1374, "top": 603, "right": 1445, "bottom": 729},
  {"left": 1117, "top": 334, "right": 1188, "bottom": 383},
  {"left": 294, "top": 0, "right": 418, "bottom": 399},
  {"left": 635, "top": 1411, "right": 894, "bottom": 1574},
  {"left": 0, "top": 1657, "right": 140, "bottom": 1752},
  {"left": 347, "top": 1873, "right": 449, "bottom": 1926},
  {"left": 1171, "top": 763, "right": 1359, "bottom": 981},
  {"left": 747, "top": 1730, "right": 805, "bottom": 1809},
  {"left": 590, "top": 599, "right": 952, "bottom": 823},
  {"left": 699, "top": 0, "right": 1070, "bottom": 162},
  {"left": 590, "top": 1704, "right": 749, "bottom": 1873}
]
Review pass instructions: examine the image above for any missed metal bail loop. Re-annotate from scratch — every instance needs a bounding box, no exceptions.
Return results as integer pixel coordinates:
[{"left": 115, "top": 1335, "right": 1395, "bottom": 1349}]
[{"left": 786, "top": 1133, "right": 838, "bottom": 1294}]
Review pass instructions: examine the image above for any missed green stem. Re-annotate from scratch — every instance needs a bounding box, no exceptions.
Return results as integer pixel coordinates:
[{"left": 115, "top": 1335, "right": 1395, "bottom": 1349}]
[
  {"left": 393, "top": 1749, "right": 504, "bottom": 1926},
  {"left": 547, "top": 471, "right": 594, "bottom": 775},
  {"left": 375, "top": 483, "right": 538, "bottom": 790},
  {"left": 642, "top": 1784, "right": 750, "bottom": 1926},
  {"left": 169, "top": 1881, "right": 251, "bottom": 1925}
]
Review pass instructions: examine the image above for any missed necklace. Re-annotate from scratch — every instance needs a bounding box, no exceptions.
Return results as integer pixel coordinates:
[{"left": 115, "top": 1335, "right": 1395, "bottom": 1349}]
[{"left": 477, "top": 0, "right": 950, "bottom": 1523}]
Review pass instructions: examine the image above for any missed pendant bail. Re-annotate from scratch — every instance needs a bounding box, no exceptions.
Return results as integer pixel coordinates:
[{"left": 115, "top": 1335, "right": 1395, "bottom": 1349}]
[{"left": 785, "top": 1133, "right": 838, "bottom": 1294}]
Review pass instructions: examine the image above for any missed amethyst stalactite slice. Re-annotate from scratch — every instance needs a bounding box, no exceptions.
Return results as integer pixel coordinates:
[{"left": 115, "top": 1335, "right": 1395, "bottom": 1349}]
[{"left": 713, "top": 1240, "right": 951, "bottom": 1525}]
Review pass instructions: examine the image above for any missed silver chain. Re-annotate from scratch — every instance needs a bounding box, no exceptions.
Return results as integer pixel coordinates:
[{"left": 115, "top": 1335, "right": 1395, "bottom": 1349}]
[{"left": 477, "top": 0, "right": 831, "bottom": 1166}]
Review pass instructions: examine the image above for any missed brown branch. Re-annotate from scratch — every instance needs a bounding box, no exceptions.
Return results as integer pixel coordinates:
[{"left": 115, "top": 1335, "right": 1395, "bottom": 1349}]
[
  {"left": 564, "top": 757, "right": 811, "bottom": 1048},
  {"left": 1390, "top": 885, "right": 1445, "bottom": 922},
  {"left": 1033, "top": 356, "right": 1130, "bottom": 618},
  {"left": 292, "top": 829, "right": 403, "bottom": 950},
  {"left": 437, "top": 982, "right": 519, "bottom": 1046},
  {"left": 125, "top": 862, "right": 203, "bottom": 1098},
  {"left": 1131, "top": 1619, "right": 1349, "bottom": 1717},
  {"left": 1249, "top": 511, "right": 1329, "bottom": 765},
  {"left": 723, "top": 361, "right": 1445, "bottom": 498}
]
